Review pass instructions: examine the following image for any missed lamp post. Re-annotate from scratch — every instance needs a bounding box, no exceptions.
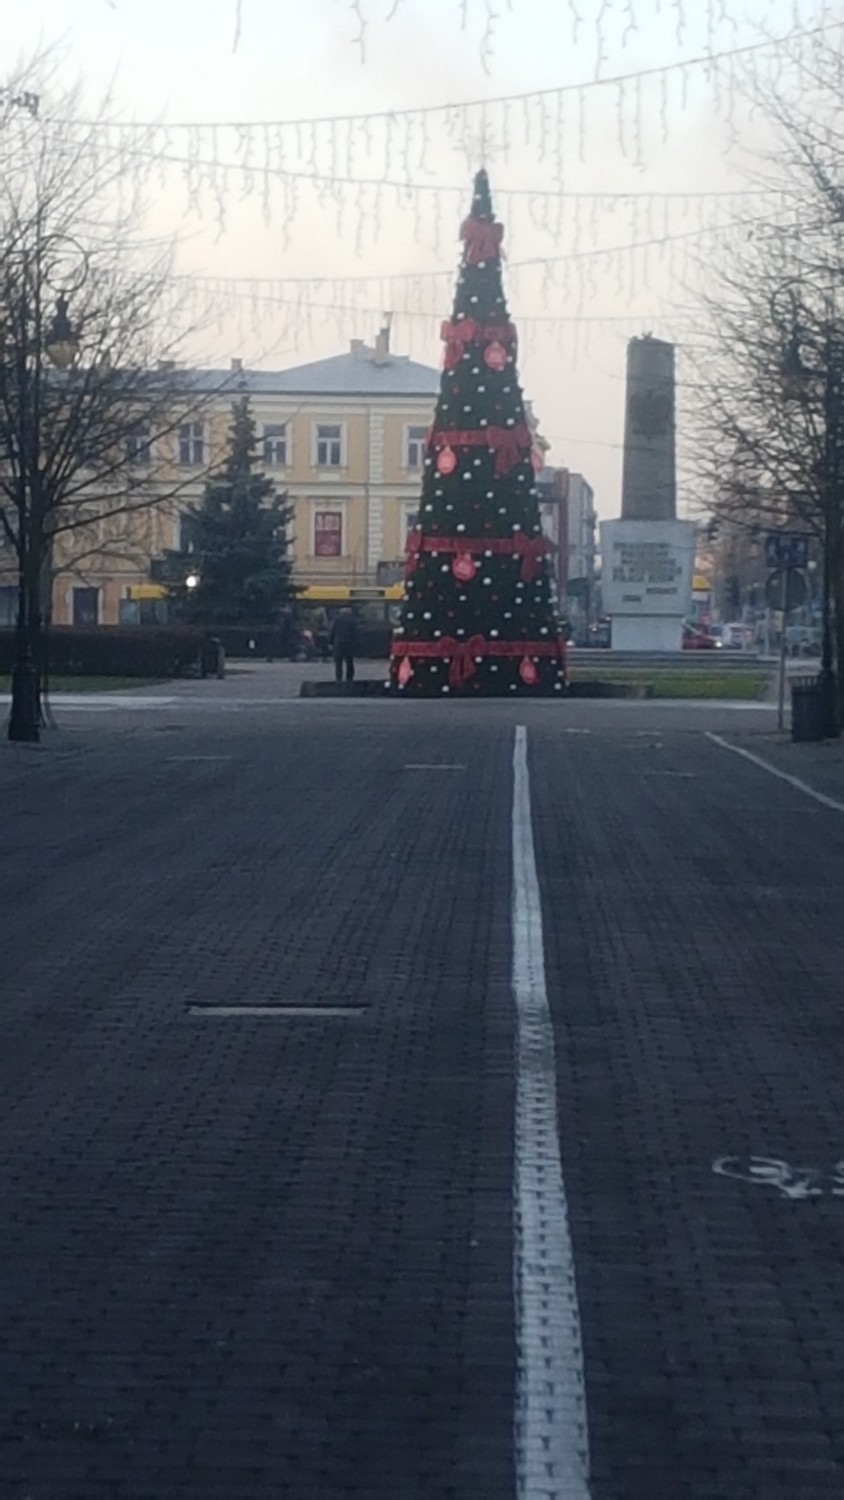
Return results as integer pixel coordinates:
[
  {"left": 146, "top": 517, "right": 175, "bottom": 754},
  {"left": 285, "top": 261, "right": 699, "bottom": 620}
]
[
  {"left": 771, "top": 279, "right": 841, "bottom": 739},
  {"left": 7, "top": 239, "right": 88, "bottom": 744}
]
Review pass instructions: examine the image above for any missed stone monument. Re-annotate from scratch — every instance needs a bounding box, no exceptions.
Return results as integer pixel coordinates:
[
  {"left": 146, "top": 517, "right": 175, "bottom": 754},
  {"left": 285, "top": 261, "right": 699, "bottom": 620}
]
[{"left": 600, "top": 335, "right": 695, "bottom": 651}]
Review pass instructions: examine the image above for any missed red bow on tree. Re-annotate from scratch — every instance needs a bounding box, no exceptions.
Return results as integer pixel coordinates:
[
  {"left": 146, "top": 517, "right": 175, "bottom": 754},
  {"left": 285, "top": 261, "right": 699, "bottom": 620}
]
[
  {"left": 405, "top": 528, "right": 424, "bottom": 579},
  {"left": 460, "top": 216, "right": 504, "bottom": 266},
  {"left": 440, "top": 317, "right": 517, "bottom": 371},
  {"left": 492, "top": 424, "right": 531, "bottom": 476},
  {"left": 440, "top": 317, "right": 477, "bottom": 370},
  {"left": 438, "top": 634, "right": 487, "bottom": 688},
  {"left": 512, "top": 533, "right": 552, "bottom": 582}
]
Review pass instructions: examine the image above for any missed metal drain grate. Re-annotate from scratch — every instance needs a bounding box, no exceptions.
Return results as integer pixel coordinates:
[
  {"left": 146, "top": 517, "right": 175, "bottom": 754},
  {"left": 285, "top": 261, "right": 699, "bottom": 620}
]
[
  {"left": 403, "top": 763, "right": 466, "bottom": 771},
  {"left": 187, "top": 1004, "right": 366, "bottom": 1018}
]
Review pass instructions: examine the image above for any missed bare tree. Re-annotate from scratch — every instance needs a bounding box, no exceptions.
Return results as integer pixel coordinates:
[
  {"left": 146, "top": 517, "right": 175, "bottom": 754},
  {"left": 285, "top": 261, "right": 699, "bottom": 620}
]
[
  {"left": 0, "top": 57, "right": 229, "bottom": 741},
  {"left": 687, "top": 28, "right": 844, "bottom": 730}
]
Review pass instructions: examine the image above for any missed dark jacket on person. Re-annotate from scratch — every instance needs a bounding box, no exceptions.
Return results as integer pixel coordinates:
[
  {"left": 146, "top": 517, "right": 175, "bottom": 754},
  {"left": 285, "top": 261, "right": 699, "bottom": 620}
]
[{"left": 330, "top": 610, "right": 357, "bottom": 653}]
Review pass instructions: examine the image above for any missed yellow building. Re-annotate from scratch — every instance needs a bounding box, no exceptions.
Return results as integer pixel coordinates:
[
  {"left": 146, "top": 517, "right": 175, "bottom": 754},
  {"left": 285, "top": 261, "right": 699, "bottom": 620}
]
[{"left": 31, "top": 327, "right": 440, "bottom": 627}]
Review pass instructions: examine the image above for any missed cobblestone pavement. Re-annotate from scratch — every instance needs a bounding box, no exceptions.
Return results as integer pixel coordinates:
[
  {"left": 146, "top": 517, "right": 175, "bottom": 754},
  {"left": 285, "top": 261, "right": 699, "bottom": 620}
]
[
  {"left": 1, "top": 698, "right": 843, "bottom": 1497},
  {"left": 716, "top": 725, "right": 844, "bottom": 806}
]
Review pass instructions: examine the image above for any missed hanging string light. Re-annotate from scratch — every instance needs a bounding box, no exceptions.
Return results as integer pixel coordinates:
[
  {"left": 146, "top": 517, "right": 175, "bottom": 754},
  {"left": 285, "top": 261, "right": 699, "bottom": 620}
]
[
  {"left": 224, "top": 0, "right": 825, "bottom": 68},
  {"left": 57, "top": 21, "right": 836, "bottom": 209}
]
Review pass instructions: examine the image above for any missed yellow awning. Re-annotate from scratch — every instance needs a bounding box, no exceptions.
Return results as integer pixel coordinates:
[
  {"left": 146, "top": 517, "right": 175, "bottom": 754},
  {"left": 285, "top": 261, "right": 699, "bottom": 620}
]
[
  {"left": 693, "top": 575, "right": 710, "bottom": 593},
  {"left": 129, "top": 584, "right": 167, "bottom": 600},
  {"left": 299, "top": 585, "right": 351, "bottom": 601}
]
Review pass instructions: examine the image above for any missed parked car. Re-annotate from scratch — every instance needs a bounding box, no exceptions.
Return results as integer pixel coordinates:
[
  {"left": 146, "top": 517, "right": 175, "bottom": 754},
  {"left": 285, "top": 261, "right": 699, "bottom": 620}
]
[
  {"left": 585, "top": 618, "right": 612, "bottom": 648},
  {"left": 785, "top": 625, "right": 821, "bottom": 658},
  {"left": 683, "top": 625, "right": 720, "bottom": 650},
  {"left": 722, "top": 622, "right": 753, "bottom": 650}
]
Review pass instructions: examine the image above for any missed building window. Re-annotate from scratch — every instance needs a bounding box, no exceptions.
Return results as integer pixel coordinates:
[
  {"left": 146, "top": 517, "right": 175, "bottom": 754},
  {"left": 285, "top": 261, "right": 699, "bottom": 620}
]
[
  {"left": 72, "top": 587, "right": 99, "bottom": 627},
  {"left": 125, "top": 422, "right": 152, "bottom": 465},
  {"left": 315, "top": 423, "right": 343, "bottom": 468},
  {"left": 540, "top": 505, "right": 556, "bottom": 540},
  {"left": 406, "top": 425, "right": 428, "bottom": 468},
  {"left": 404, "top": 507, "right": 418, "bottom": 540},
  {"left": 314, "top": 511, "right": 343, "bottom": 557},
  {"left": 178, "top": 421, "right": 206, "bottom": 466},
  {"left": 179, "top": 512, "right": 199, "bottom": 554},
  {"left": 263, "top": 422, "right": 287, "bottom": 466}
]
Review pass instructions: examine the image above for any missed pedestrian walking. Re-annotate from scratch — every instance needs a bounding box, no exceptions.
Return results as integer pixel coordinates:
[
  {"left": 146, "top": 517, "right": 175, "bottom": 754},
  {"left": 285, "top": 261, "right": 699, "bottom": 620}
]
[
  {"left": 330, "top": 606, "right": 357, "bottom": 683},
  {"left": 278, "top": 605, "right": 297, "bottom": 661}
]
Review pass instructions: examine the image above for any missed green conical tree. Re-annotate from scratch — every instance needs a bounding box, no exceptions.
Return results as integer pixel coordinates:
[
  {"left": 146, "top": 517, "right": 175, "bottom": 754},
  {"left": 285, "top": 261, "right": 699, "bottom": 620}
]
[
  {"left": 389, "top": 169, "right": 565, "bottom": 696},
  {"left": 170, "top": 397, "right": 296, "bottom": 625}
]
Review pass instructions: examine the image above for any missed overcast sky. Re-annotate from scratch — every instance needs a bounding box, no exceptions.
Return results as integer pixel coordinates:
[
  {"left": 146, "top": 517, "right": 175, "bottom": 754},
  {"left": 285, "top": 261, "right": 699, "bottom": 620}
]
[{"left": 4, "top": 0, "right": 821, "bottom": 516}]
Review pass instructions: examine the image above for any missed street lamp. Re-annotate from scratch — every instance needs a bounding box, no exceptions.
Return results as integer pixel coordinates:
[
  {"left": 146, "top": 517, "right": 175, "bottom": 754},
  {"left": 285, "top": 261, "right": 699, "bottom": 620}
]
[
  {"left": 45, "top": 295, "right": 81, "bottom": 371},
  {"left": 771, "top": 279, "right": 840, "bottom": 739},
  {"left": 7, "top": 242, "right": 88, "bottom": 744}
]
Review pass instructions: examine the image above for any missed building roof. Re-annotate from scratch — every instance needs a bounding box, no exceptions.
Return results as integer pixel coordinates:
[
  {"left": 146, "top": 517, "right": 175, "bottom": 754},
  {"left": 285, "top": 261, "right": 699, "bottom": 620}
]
[{"left": 183, "top": 337, "right": 441, "bottom": 399}]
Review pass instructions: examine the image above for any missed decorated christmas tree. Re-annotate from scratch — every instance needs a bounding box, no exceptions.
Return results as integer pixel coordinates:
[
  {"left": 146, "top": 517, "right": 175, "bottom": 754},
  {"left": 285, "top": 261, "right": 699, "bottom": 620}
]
[{"left": 389, "top": 169, "right": 566, "bottom": 696}]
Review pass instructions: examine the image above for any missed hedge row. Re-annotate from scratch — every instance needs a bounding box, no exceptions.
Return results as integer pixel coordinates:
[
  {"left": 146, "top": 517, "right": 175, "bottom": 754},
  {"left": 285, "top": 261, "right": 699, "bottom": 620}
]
[
  {"left": 0, "top": 627, "right": 206, "bottom": 679},
  {"left": 0, "top": 622, "right": 395, "bottom": 677},
  {"left": 214, "top": 624, "right": 393, "bottom": 660}
]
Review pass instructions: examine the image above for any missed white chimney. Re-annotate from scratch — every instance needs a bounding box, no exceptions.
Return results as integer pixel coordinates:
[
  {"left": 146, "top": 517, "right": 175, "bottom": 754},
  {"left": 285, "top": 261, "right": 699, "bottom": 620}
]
[
  {"left": 231, "top": 357, "right": 243, "bottom": 372},
  {"left": 373, "top": 330, "right": 390, "bottom": 366},
  {"left": 350, "top": 338, "right": 365, "bottom": 359}
]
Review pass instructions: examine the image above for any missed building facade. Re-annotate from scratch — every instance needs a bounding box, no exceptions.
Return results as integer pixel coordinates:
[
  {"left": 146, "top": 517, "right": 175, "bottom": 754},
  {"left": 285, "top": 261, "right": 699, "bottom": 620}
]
[
  {"left": 565, "top": 471, "right": 598, "bottom": 631},
  {"left": 535, "top": 465, "right": 569, "bottom": 602},
  {"left": 27, "top": 328, "right": 440, "bottom": 627}
]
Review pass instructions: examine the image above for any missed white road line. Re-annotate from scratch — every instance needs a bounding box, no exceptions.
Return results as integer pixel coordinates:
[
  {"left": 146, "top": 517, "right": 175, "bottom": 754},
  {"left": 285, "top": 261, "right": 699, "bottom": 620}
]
[
  {"left": 706, "top": 732, "right": 844, "bottom": 814},
  {"left": 512, "top": 725, "right": 590, "bottom": 1500}
]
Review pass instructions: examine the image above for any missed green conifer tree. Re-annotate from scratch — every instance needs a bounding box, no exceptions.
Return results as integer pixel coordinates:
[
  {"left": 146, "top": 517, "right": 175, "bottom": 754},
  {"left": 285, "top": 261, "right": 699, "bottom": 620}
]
[
  {"left": 390, "top": 170, "right": 565, "bottom": 696},
  {"left": 170, "top": 397, "right": 295, "bottom": 625}
]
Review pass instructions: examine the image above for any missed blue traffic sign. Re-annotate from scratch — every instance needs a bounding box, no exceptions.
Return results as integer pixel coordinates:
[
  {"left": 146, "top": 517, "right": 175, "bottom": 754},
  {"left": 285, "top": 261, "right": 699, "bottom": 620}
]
[{"left": 765, "top": 533, "right": 809, "bottom": 570}]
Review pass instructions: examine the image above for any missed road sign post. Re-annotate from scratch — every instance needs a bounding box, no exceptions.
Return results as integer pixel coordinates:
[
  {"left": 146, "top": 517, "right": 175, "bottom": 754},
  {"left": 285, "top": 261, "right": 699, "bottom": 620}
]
[
  {"left": 764, "top": 566, "right": 809, "bottom": 731},
  {"left": 778, "top": 569, "right": 788, "bottom": 732}
]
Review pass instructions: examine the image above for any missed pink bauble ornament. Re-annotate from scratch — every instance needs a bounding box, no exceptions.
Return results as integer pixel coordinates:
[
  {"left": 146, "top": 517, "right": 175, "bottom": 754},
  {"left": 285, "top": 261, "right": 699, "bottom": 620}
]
[
  {"left": 520, "top": 658, "right": 539, "bottom": 685},
  {"left": 398, "top": 657, "right": 413, "bottom": 685},
  {"left": 484, "top": 341, "right": 508, "bottom": 372},
  {"left": 437, "top": 446, "right": 457, "bottom": 475},
  {"left": 452, "top": 552, "right": 477, "bottom": 583}
]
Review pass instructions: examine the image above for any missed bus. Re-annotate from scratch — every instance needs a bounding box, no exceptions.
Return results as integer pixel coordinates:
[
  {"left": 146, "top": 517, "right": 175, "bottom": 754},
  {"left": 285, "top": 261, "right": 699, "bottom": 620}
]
[{"left": 297, "top": 584, "right": 404, "bottom": 630}]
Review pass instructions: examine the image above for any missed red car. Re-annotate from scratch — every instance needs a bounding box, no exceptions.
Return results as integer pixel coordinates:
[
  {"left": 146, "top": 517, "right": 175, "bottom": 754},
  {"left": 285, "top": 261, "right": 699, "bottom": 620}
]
[{"left": 683, "top": 625, "right": 720, "bottom": 650}]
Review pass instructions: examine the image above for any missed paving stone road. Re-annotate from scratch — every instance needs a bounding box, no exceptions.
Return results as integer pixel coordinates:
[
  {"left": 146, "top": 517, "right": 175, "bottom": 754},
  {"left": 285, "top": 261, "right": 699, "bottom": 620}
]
[{"left": 1, "top": 687, "right": 843, "bottom": 1498}]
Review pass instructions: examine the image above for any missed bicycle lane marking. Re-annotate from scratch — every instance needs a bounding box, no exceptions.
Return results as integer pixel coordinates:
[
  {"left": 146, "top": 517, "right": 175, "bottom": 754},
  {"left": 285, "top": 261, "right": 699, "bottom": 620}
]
[{"left": 512, "top": 725, "right": 590, "bottom": 1500}]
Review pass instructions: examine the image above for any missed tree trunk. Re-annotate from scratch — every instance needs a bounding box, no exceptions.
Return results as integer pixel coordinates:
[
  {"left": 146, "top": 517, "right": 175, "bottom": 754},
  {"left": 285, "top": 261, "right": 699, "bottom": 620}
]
[{"left": 834, "top": 562, "right": 844, "bottom": 722}]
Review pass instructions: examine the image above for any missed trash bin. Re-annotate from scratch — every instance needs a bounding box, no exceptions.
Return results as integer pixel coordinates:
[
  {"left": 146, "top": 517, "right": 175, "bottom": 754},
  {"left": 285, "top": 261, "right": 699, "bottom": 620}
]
[
  {"left": 791, "top": 676, "right": 823, "bottom": 742},
  {"left": 200, "top": 637, "right": 225, "bottom": 680}
]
